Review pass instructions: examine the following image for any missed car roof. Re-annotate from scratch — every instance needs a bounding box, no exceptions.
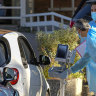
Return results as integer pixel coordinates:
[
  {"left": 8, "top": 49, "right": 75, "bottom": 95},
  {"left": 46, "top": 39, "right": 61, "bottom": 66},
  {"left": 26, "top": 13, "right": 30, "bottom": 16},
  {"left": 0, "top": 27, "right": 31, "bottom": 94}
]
[
  {"left": 0, "top": 29, "right": 13, "bottom": 35},
  {"left": 0, "top": 29, "right": 24, "bottom": 38}
]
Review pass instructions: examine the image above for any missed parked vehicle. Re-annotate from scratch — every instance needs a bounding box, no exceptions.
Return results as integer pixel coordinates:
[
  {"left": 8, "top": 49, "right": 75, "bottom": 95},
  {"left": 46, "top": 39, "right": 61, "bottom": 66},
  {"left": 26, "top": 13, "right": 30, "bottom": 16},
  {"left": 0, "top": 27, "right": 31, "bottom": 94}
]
[
  {"left": 70, "top": 0, "right": 92, "bottom": 28},
  {"left": 0, "top": 30, "right": 51, "bottom": 96},
  {"left": 0, "top": 67, "right": 19, "bottom": 96},
  {"left": 0, "top": 85, "right": 19, "bottom": 96}
]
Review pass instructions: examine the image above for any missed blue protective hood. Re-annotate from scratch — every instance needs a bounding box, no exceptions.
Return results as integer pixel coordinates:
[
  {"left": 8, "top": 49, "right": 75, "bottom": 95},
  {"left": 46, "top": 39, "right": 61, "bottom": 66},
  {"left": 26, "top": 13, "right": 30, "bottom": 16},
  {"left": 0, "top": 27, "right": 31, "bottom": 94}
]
[{"left": 88, "top": 28, "right": 96, "bottom": 38}]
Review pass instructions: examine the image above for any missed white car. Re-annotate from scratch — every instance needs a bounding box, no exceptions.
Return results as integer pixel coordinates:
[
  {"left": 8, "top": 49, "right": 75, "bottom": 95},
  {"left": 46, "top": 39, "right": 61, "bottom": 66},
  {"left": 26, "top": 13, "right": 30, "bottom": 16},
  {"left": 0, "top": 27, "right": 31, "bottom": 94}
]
[
  {"left": 0, "top": 30, "right": 50, "bottom": 96},
  {"left": 0, "top": 85, "right": 19, "bottom": 96}
]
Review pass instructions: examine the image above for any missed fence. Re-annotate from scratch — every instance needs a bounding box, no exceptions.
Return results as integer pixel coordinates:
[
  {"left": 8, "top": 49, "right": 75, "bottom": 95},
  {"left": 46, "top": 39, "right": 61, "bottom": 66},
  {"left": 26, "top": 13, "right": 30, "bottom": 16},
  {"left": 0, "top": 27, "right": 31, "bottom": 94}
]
[{"left": 22, "top": 12, "right": 71, "bottom": 33}]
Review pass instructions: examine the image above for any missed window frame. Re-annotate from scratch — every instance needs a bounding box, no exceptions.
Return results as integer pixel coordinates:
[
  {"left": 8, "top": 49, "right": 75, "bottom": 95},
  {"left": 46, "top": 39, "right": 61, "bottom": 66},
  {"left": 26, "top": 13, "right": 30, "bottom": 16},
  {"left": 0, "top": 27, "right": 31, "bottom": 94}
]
[
  {"left": 18, "top": 36, "right": 37, "bottom": 67},
  {"left": 73, "top": 4, "right": 92, "bottom": 21}
]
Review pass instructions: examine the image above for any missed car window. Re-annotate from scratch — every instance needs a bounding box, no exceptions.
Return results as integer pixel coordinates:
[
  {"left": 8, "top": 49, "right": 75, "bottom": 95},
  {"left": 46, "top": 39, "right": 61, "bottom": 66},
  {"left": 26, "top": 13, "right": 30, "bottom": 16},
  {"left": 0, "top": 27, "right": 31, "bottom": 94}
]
[
  {"left": 18, "top": 37, "right": 36, "bottom": 64},
  {"left": 73, "top": 4, "right": 92, "bottom": 21},
  {"left": 0, "top": 41, "right": 7, "bottom": 66}
]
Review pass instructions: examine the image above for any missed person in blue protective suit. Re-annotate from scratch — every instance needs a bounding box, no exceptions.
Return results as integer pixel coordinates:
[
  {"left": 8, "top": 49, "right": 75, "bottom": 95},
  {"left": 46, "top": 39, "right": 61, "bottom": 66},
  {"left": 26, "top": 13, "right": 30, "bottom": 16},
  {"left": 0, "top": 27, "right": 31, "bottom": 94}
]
[{"left": 49, "top": 2, "right": 96, "bottom": 95}]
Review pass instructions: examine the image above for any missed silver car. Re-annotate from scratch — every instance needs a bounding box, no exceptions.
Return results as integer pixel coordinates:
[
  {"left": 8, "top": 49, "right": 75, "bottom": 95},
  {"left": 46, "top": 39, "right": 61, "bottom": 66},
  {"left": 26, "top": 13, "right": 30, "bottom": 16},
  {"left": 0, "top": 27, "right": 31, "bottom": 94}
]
[
  {"left": 0, "top": 30, "right": 50, "bottom": 96},
  {"left": 0, "top": 85, "right": 19, "bottom": 96}
]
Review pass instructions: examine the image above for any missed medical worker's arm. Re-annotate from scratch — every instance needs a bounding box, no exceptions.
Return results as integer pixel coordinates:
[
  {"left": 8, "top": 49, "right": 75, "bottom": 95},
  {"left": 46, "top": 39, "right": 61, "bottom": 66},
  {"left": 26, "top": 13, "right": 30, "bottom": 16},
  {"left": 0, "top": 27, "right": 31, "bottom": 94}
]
[{"left": 71, "top": 52, "right": 91, "bottom": 73}]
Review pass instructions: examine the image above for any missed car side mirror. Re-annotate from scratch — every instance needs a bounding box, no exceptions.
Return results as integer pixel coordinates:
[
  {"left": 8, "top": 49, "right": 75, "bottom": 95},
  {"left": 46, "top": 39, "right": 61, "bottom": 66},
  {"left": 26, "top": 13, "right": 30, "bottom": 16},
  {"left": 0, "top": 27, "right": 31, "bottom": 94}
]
[
  {"left": 39, "top": 55, "right": 51, "bottom": 65},
  {"left": 3, "top": 67, "right": 16, "bottom": 81}
]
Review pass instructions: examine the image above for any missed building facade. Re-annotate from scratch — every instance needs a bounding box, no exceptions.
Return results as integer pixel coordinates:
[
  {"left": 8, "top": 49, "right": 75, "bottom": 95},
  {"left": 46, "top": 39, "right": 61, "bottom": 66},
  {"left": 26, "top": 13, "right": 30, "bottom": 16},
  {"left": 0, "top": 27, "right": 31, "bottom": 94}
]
[
  {"left": 34, "top": 0, "right": 81, "bottom": 17},
  {"left": 0, "top": 0, "right": 81, "bottom": 25},
  {"left": 0, "top": 0, "right": 34, "bottom": 25}
]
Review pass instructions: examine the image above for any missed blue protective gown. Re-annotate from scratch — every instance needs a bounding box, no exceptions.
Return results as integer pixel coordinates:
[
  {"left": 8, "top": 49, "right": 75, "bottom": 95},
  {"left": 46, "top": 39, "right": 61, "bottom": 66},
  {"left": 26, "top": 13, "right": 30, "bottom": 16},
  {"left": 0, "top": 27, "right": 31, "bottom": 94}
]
[
  {"left": 71, "top": 21, "right": 96, "bottom": 92},
  {"left": 78, "top": 34, "right": 86, "bottom": 43}
]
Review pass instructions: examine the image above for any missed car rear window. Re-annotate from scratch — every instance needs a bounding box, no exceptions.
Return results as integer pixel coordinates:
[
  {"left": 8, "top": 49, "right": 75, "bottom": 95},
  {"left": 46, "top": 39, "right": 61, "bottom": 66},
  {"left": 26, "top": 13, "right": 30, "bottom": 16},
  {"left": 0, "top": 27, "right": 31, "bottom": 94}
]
[{"left": 73, "top": 4, "right": 92, "bottom": 21}]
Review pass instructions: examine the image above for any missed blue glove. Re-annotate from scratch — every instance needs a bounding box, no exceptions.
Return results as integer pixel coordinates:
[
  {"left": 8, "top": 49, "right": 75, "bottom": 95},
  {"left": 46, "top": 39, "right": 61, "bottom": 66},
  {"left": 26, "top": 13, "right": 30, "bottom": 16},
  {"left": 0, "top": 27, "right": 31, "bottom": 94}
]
[{"left": 48, "top": 67, "right": 72, "bottom": 79}]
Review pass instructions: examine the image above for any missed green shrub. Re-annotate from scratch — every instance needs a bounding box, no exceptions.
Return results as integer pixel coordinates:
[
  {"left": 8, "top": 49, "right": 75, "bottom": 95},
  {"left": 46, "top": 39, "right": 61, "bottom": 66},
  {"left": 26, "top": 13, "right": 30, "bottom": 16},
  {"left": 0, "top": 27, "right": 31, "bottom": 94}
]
[{"left": 36, "top": 28, "right": 84, "bottom": 79}]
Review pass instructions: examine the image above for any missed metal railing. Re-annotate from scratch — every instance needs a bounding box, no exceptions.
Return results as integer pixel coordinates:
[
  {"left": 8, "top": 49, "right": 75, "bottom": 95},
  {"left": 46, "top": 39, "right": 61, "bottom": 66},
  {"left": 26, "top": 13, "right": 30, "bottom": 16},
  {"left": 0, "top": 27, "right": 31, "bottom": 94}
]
[
  {"left": 22, "top": 12, "right": 71, "bottom": 33},
  {"left": 0, "top": 6, "right": 21, "bottom": 20}
]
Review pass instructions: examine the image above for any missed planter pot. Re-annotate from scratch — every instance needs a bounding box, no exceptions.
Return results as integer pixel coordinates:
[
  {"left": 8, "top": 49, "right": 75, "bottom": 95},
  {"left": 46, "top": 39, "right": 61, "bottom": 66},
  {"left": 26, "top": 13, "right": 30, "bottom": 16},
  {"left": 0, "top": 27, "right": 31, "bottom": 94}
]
[{"left": 65, "top": 78, "right": 83, "bottom": 96}]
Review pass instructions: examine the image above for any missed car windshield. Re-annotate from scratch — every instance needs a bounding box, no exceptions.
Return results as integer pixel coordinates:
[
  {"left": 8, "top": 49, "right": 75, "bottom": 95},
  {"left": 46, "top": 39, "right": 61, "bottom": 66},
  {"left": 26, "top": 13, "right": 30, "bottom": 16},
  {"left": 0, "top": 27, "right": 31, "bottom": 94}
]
[
  {"left": 0, "top": 43, "right": 6, "bottom": 66},
  {"left": 73, "top": 4, "right": 91, "bottom": 21}
]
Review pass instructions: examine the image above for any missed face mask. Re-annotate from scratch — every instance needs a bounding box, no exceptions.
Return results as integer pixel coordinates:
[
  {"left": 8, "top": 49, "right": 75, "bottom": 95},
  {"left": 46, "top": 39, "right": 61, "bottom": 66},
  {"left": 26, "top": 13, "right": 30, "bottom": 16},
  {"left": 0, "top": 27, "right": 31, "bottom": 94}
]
[{"left": 91, "top": 12, "right": 96, "bottom": 21}]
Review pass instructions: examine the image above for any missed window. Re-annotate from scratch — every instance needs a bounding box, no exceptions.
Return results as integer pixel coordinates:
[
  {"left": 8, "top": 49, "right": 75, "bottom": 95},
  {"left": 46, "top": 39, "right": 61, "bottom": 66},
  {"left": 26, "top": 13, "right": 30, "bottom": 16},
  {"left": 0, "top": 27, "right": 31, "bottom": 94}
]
[
  {"left": 0, "top": 40, "right": 9, "bottom": 66},
  {"left": 18, "top": 37, "right": 36, "bottom": 65}
]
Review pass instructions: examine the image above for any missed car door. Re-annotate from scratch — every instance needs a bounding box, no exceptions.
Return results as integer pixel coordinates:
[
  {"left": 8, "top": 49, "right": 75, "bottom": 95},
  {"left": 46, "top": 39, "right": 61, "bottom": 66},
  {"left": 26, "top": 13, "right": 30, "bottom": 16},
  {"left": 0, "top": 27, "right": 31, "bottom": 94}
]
[{"left": 18, "top": 36, "right": 42, "bottom": 96}]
